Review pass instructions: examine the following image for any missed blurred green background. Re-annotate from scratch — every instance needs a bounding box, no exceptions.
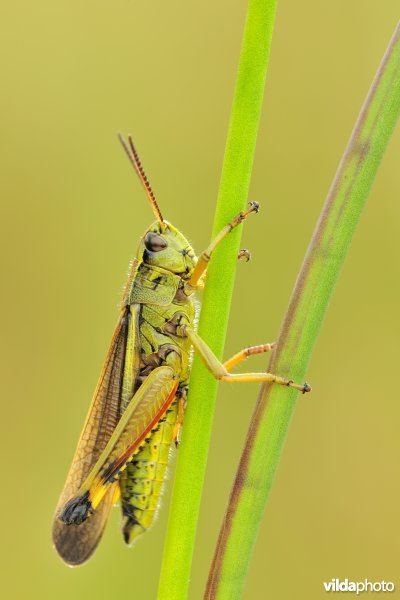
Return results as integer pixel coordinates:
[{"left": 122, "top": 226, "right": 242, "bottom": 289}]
[{"left": 1, "top": 1, "right": 399, "bottom": 598}]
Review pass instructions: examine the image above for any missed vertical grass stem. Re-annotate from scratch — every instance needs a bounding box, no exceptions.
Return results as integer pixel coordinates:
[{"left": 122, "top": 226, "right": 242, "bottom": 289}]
[{"left": 158, "top": 1, "right": 278, "bottom": 598}]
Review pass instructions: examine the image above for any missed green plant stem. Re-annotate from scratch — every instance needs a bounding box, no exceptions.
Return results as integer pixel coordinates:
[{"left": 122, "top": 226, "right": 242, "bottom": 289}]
[
  {"left": 157, "top": 1, "right": 277, "bottom": 598},
  {"left": 205, "top": 21, "right": 400, "bottom": 600}
]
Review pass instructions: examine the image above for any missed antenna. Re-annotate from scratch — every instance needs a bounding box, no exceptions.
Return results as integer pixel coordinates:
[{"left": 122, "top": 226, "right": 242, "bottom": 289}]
[{"left": 118, "top": 132, "right": 165, "bottom": 227}]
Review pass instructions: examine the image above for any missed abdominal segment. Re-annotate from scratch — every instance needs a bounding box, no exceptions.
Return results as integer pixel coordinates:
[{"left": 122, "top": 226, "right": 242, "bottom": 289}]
[{"left": 119, "top": 400, "right": 178, "bottom": 545}]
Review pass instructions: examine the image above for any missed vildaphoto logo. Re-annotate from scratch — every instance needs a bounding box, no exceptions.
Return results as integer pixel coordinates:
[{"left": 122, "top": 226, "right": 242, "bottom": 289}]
[{"left": 323, "top": 579, "right": 395, "bottom": 594}]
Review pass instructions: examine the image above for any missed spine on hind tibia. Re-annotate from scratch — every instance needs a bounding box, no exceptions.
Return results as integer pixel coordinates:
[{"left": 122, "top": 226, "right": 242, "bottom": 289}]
[{"left": 119, "top": 401, "right": 178, "bottom": 545}]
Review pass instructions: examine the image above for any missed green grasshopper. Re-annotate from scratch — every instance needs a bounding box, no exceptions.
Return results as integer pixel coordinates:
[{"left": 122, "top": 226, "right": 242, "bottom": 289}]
[{"left": 52, "top": 134, "right": 311, "bottom": 566}]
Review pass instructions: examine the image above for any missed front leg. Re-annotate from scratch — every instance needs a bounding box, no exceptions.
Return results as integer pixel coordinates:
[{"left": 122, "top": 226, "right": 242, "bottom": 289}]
[
  {"left": 185, "top": 327, "right": 311, "bottom": 393},
  {"left": 194, "top": 249, "right": 252, "bottom": 290},
  {"left": 186, "top": 201, "right": 259, "bottom": 290}
]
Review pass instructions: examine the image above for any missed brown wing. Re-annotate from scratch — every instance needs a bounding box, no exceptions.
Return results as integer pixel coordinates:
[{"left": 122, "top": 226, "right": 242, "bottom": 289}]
[{"left": 52, "top": 308, "right": 137, "bottom": 565}]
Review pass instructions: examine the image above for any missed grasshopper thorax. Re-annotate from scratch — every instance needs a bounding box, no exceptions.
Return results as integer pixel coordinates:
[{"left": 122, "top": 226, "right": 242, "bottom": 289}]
[{"left": 137, "top": 220, "right": 197, "bottom": 278}]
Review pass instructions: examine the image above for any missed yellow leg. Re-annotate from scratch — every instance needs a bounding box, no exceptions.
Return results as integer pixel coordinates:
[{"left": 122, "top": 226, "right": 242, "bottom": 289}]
[
  {"left": 172, "top": 393, "right": 187, "bottom": 448},
  {"left": 187, "top": 202, "right": 259, "bottom": 289},
  {"left": 185, "top": 327, "right": 311, "bottom": 393},
  {"left": 196, "top": 272, "right": 206, "bottom": 290},
  {"left": 173, "top": 398, "right": 185, "bottom": 447},
  {"left": 195, "top": 249, "right": 252, "bottom": 290},
  {"left": 223, "top": 343, "right": 275, "bottom": 371}
]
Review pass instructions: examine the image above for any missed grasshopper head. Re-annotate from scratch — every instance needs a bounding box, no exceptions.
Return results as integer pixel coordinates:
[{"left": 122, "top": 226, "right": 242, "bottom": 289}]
[
  {"left": 138, "top": 221, "right": 197, "bottom": 278},
  {"left": 118, "top": 134, "right": 197, "bottom": 277}
]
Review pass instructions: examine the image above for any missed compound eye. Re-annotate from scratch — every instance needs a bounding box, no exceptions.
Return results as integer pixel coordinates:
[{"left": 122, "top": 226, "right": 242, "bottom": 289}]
[{"left": 144, "top": 231, "right": 168, "bottom": 252}]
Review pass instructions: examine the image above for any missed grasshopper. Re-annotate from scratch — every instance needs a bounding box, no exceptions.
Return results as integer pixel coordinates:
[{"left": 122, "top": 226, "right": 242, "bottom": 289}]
[{"left": 52, "top": 134, "right": 311, "bottom": 566}]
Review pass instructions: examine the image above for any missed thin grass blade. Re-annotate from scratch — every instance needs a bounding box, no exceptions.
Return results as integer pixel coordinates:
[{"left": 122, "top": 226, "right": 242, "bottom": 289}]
[{"left": 157, "top": 1, "right": 278, "bottom": 598}]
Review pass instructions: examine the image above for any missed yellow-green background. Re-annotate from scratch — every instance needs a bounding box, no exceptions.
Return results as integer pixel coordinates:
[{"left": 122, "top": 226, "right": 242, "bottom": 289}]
[{"left": 1, "top": 1, "right": 399, "bottom": 598}]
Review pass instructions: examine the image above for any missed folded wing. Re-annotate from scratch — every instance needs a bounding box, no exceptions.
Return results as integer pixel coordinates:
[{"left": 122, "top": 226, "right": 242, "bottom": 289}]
[{"left": 52, "top": 307, "right": 137, "bottom": 565}]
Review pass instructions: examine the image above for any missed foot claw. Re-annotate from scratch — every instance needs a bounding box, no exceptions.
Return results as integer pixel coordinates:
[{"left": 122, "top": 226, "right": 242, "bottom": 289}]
[
  {"left": 302, "top": 382, "right": 312, "bottom": 394},
  {"left": 248, "top": 201, "right": 260, "bottom": 213},
  {"left": 238, "top": 249, "right": 251, "bottom": 262}
]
